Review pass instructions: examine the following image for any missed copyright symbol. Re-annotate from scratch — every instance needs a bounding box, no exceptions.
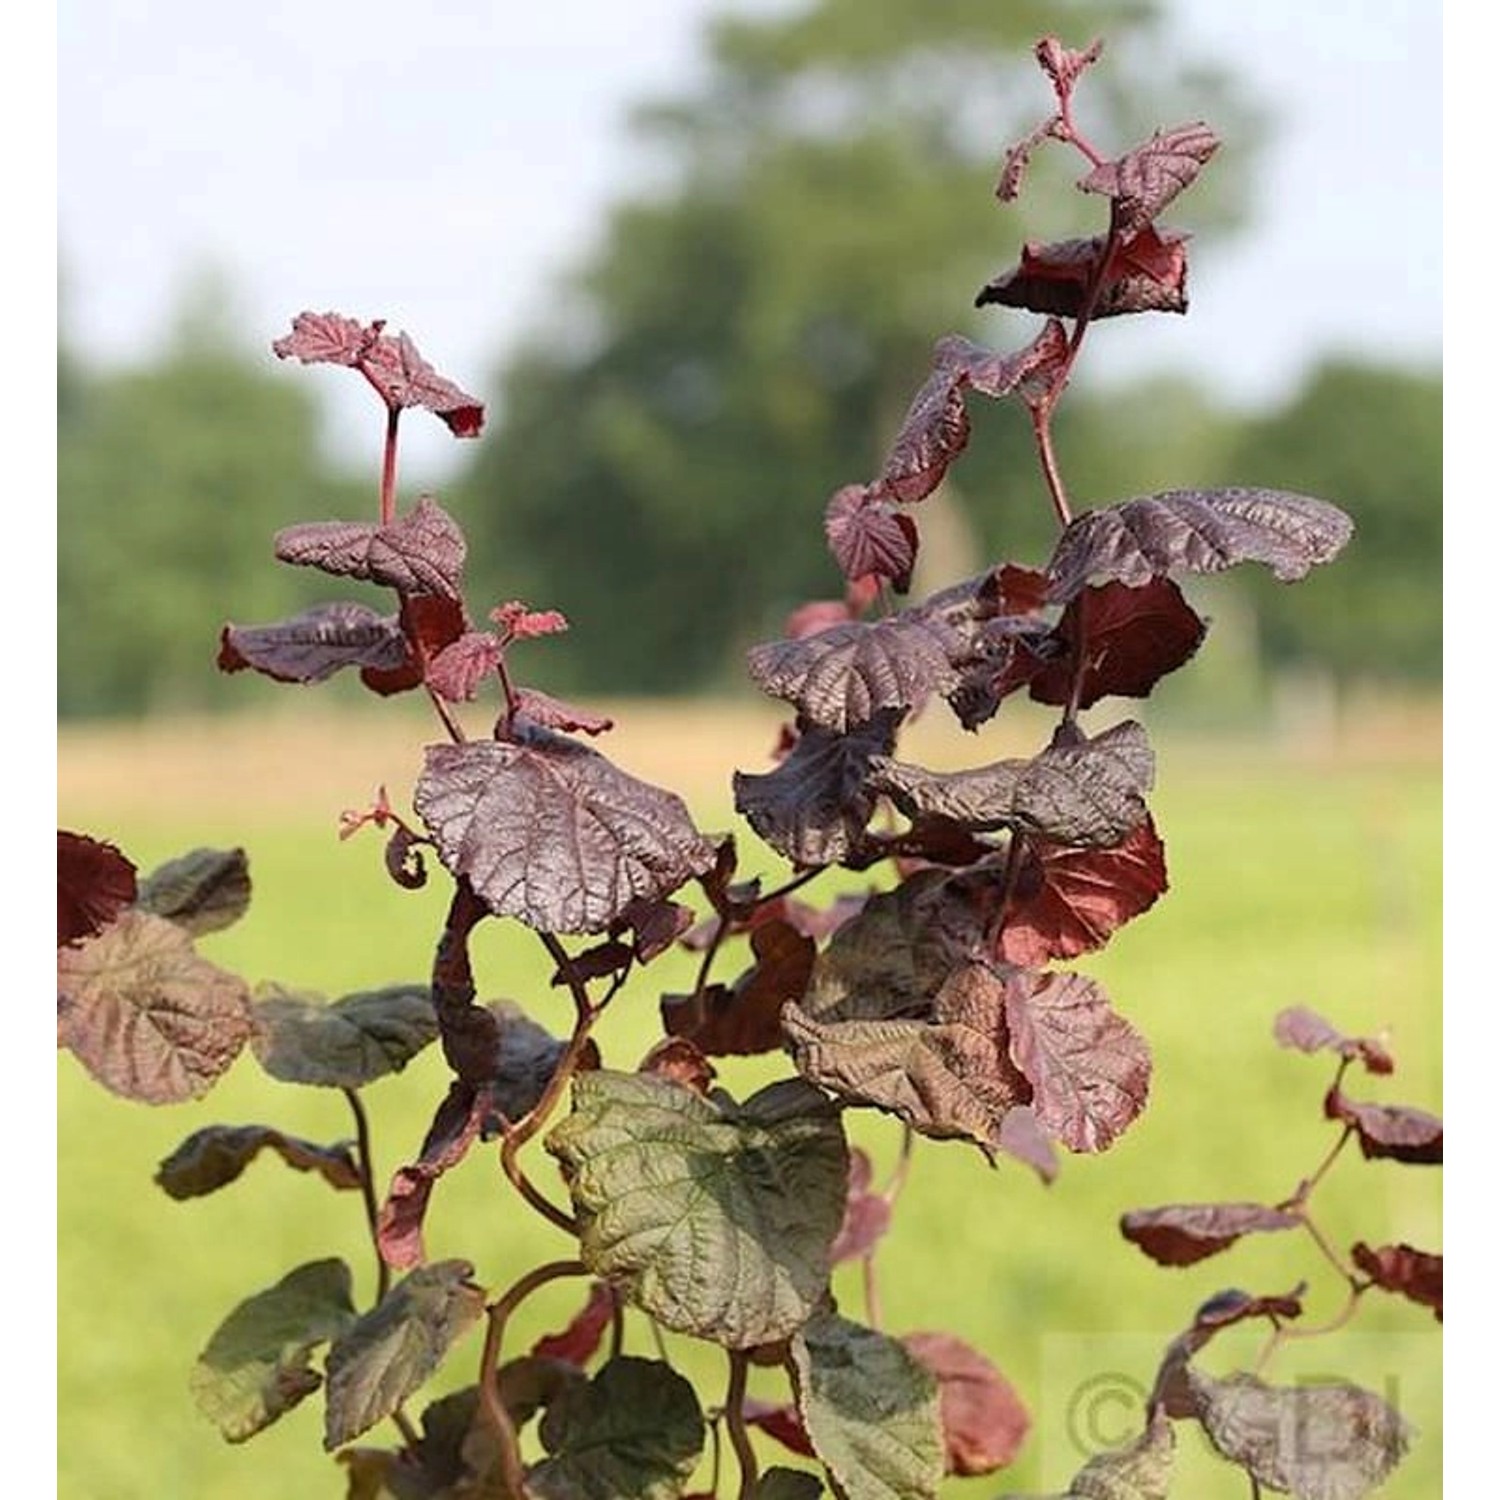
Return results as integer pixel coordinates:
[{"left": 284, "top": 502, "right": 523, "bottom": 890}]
[{"left": 1065, "top": 1370, "right": 1149, "bottom": 1458}]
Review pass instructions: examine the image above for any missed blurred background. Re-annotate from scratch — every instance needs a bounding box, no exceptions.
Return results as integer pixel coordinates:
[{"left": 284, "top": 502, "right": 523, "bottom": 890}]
[{"left": 57, "top": 3, "right": 1442, "bottom": 1498}]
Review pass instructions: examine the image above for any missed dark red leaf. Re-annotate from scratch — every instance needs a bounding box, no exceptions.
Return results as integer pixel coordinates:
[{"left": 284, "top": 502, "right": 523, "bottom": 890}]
[
  {"left": 1351, "top": 1242, "right": 1442, "bottom": 1321},
  {"left": 1273, "top": 1006, "right": 1395, "bottom": 1075},
  {"left": 512, "top": 688, "right": 615, "bottom": 737},
  {"left": 976, "top": 225, "right": 1190, "bottom": 320},
  {"left": 360, "top": 330, "right": 485, "bottom": 437},
  {"left": 1046, "top": 488, "right": 1355, "bottom": 603},
  {"left": 747, "top": 613, "right": 964, "bottom": 734},
  {"left": 275, "top": 495, "right": 467, "bottom": 600},
  {"left": 377, "top": 1082, "right": 490, "bottom": 1271},
  {"left": 879, "top": 323, "right": 1069, "bottom": 504},
  {"left": 272, "top": 310, "right": 376, "bottom": 367},
  {"left": 734, "top": 711, "right": 900, "bottom": 868},
  {"left": 416, "top": 729, "right": 717, "bottom": 934},
  {"left": 638, "top": 1037, "right": 717, "bottom": 1095},
  {"left": 359, "top": 592, "right": 470, "bottom": 697},
  {"left": 1080, "top": 122, "right": 1221, "bottom": 239},
  {"left": 217, "top": 602, "right": 411, "bottom": 687},
  {"left": 614, "top": 896, "right": 695, "bottom": 964},
  {"left": 58, "top": 831, "right": 137, "bottom": 947},
  {"left": 902, "top": 1331, "right": 1029, "bottom": 1476},
  {"left": 825, "top": 484, "right": 919, "bottom": 592},
  {"left": 996, "top": 816, "right": 1167, "bottom": 967},
  {"left": 1120, "top": 1202, "right": 1302, "bottom": 1267},
  {"left": 531, "top": 1283, "right": 616, "bottom": 1367},
  {"left": 1191, "top": 1286, "right": 1306, "bottom": 1334},
  {"left": 426, "top": 631, "right": 503, "bottom": 702},
  {"left": 743, "top": 1399, "right": 815, "bottom": 1457},
  {"left": 1005, "top": 968, "right": 1151, "bottom": 1153},
  {"left": 1027, "top": 579, "right": 1206, "bottom": 709},
  {"left": 828, "top": 1147, "right": 892, "bottom": 1265},
  {"left": 1325, "top": 1087, "right": 1442, "bottom": 1164}
]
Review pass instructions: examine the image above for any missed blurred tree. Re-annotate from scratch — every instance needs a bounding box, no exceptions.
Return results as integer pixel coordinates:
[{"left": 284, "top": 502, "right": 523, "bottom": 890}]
[
  {"left": 1222, "top": 358, "right": 1442, "bottom": 682},
  {"left": 58, "top": 272, "right": 369, "bottom": 717},
  {"left": 455, "top": 0, "right": 1262, "bottom": 693}
]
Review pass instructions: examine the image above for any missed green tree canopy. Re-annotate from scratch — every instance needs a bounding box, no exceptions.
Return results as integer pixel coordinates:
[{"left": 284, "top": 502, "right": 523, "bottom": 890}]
[{"left": 454, "top": 0, "right": 1261, "bottom": 693}]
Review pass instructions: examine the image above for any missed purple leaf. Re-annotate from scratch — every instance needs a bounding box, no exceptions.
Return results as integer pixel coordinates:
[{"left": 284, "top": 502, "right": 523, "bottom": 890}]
[
  {"left": 361, "top": 331, "right": 485, "bottom": 437},
  {"left": 1273, "top": 1005, "right": 1395, "bottom": 1075},
  {"left": 734, "top": 710, "right": 900, "bottom": 868},
  {"left": 416, "top": 730, "right": 716, "bottom": 934},
  {"left": 1047, "top": 488, "right": 1355, "bottom": 602},
  {"left": 1080, "top": 122, "right": 1221, "bottom": 238},
  {"left": 272, "top": 311, "right": 375, "bottom": 367},
  {"left": 1035, "top": 35, "right": 1104, "bottom": 99},
  {"left": 825, "top": 484, "right": 919, "bottom": 591},
  {"left": 57, "top": 910, "right": 251, "bottom": 1104},
  {"left": 1351, "top": 1242, "right": 1442, "bottom": 1321},
  {"left": 995, "top": 114, "right": 1061, "bottom": 202},
  {"left": 977, "top": 226, "right": 1191, "bottom": 320},
  {"left": 1325, "top": 1087, "right": 1442, "bottom": 1164},
  {"left": 58, "top": 830, "right": 136, "bottom": 947},
  {"left": 870, "top": 721, "right": 1155, "bottom": 849},
  {"left": 425, "top": 631, "right": 503, "bottom": 702},
  {"left": 1004, "top": 969, "right": 1151, "bottom": 1153},
  {"left": 217, "top": 602, "right": 411, "bottom": 687},
  {"left": 275, "top": 495, "right": 467, "bottom": 600},
  {"left": 1120, "top": 1202, "right": 1302, "bottom": 1267},
  {"left": 513, "top": 687, "right": 616, "bottom": 737},
  {"left": 746, "top": 612, "right": 964, "bottom": 734}
]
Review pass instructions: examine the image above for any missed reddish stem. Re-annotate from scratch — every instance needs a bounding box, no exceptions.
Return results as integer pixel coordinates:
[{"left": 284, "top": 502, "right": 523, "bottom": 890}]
[{"left": 379, "top": 404, "right": 401, "bottom": 526}]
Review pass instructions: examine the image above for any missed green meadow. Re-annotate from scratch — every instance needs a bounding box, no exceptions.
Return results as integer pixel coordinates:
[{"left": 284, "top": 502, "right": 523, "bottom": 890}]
[{"left": 58, "top": 702, "right": 1441, "bottom": 1499}]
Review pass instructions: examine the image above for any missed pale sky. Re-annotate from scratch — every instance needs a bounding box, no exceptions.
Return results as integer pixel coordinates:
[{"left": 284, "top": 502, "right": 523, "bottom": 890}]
[{"left": 57, "top": 1, "right": 1441, "bottom": 481}]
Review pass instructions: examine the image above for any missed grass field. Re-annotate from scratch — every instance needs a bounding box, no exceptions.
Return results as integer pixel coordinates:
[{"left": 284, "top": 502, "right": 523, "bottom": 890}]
[{"left": 57, "top": 698, "right": 1442, "bottom": 1499}]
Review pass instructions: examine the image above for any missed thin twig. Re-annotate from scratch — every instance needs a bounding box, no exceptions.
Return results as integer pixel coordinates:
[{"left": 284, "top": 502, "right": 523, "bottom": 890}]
[
  {"left": 724, "top": 1351, "right": 759, "bottom": 1500},
  {"left": 343, "top": 1086, "right": 391, "bottom": 1303}
]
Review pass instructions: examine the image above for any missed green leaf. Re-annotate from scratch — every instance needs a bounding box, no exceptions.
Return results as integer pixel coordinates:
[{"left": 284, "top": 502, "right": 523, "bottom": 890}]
[
  {"left": 546, "top": 1072, "right": 848, "bottom": 1348},
  {"left": 251, "top": 981, "right": 439, "bottom": 1089},
  {"left": 324, "top": 1260, "right": 486, "bottom": 1450},
  {"left": 1005, "top": 1411, "right": 1175, "bottom": 1499},
  {"left": 136, "top": 846, "right": 252, "bottom": 936},
  {"left": 530, "top": 1356, "right": 704, "bottom": 1500},
  {"left": 57, "top": 908, "right": 252, "bottom": 1104},
  {"left": 189, "top": 1259, "right": 357, "bottom": 1443},
  {"left": 791, "top": 1312, "right": 944, "bottom": 1500},
  {"left": 155, "top": 1123, "right": 360, "bottom": 1199},
  {"left": 755, "top": 1470, "right": 824, "bottom": 1500}
]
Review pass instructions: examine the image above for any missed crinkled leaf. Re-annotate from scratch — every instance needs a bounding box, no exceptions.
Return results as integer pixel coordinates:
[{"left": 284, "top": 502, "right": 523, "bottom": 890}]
[
  {"left": 1005, "top": 969, "right": 1150, "bottom": 1153},
  {"left": 531, "top": 1356, "right": 704, "bottom": 1500},
  {"left": 1186, "top": 1368, "right": 1412, "bottom": 1500},
  {"left": 190, "top": 1259, "right": 357, "bottom": 1443},
  {"left": 273, "top": 310, "right": 378, "bottom": 367},
  {"left": 217, "top": 602, "right": 411, "bottom": 688},
  {"left": 801, "top": 871, "right": 986, "bottom": 1027},
  {"left": 136, "top": 846, "right": 252, "bottom": 938},
  {"left": 661, "top": 918, "right": 815, "bottom": 1057},
  {"left": 879, "top": 325, "right": 1068, "bottom": 504},
  {"left": 425, "top": 631, "right": 503, "bottom": 702},
  {"left": 747, "top": 614, "right": 963, "bottom": 735},
  {"left": 1325, "top": 1088, "right": 1441, "bottom": 1164},
  {"left": 361, "top": 330, "right": 485, "bottom": 437},
  {"left": 156, "top": 1123, "right": 360, "bottom": 1200},
  {"left": 976, "top": 227, "right": 1190, "bottom": 320},
  {"left": 58, "top": 830, "right": 136, "bottom": 946},
  {"left": 57, "top": 909, "right": 251, "bottom": 1103},
  {"left": 1273, "top": 1007, "right": 1394, "bottom": 1075},
  {"left": 784, "top": 961, "right": 1032, "bottom": 1156},
  {"left": 1008, "top": 1410, "right": 1173, "bottom": 1500},
  {"left": 358, "top": 591, "right": 470, "bottom": 698},
  {"left": 417, "top": 731, "right": 716, "bottom": 935},
  {"left": 997, "top": 818, "right": 1167, "bottom": 966},
  {"left": 251, "top": 982, "right": 437, "bottom": 1089},
  {"left": 1035, "top": 35, "right": 1104, "bottom": 99},
  {"left": 792, "top": 1312, "right": 944, "bottom": 1500},
  {"left": 532, "top": 1283, "right": 616, "bottom": 1368},
  {"left": 276, "top": 496, "right": 467, "bottom": 600},
  {"left": 734, "top": 711, "right": 899, "bottom": 868},
  {"left": 871, "top": 722, "right": 1154, "bottom": 849},
  {"left": 324, "top": 1261, "right": 486, "bottom": 1450},
  {"left": 1047, "top": 489, "right": 1354, "bottom": 603},
  {"left": 825, "top": 485, "right": 919, "bottom": 592},
  {"left": 1351, "top": 1242, "right": 1442, "bottom": 1321},
  {"left": 493, "top": 599, "right": 570, "bottom": 640},
  {"left": 1080, "top": 123, "right": 1220, "bottom": 239},
  {"left": 902, "top": 1331, "right": 1029, "bottom": 1477},
  {"left": 995, "top": 115, "right": 1060, "bottom": 202},
  {"left": 514, "top": 687, "right": 615, "bottom": 737},
  {"left": 828, "top": 1147, "right": 892, "bottom": 1265},
  {"left": 545, "top": 1072, "right": 848, "bottom": 1349},
  {"left": 377, "top": 1082, "right": 490, "bottom": 1272},
  {"left": 754, "top": 1469, "right": 823, "bottom": 1500},
  {"left": 1119, "top": 1202, "right": 1301, "bottom": 1267},
  {"left": 1025, "top": 579, "right": 1206, "bottom": 709}
]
